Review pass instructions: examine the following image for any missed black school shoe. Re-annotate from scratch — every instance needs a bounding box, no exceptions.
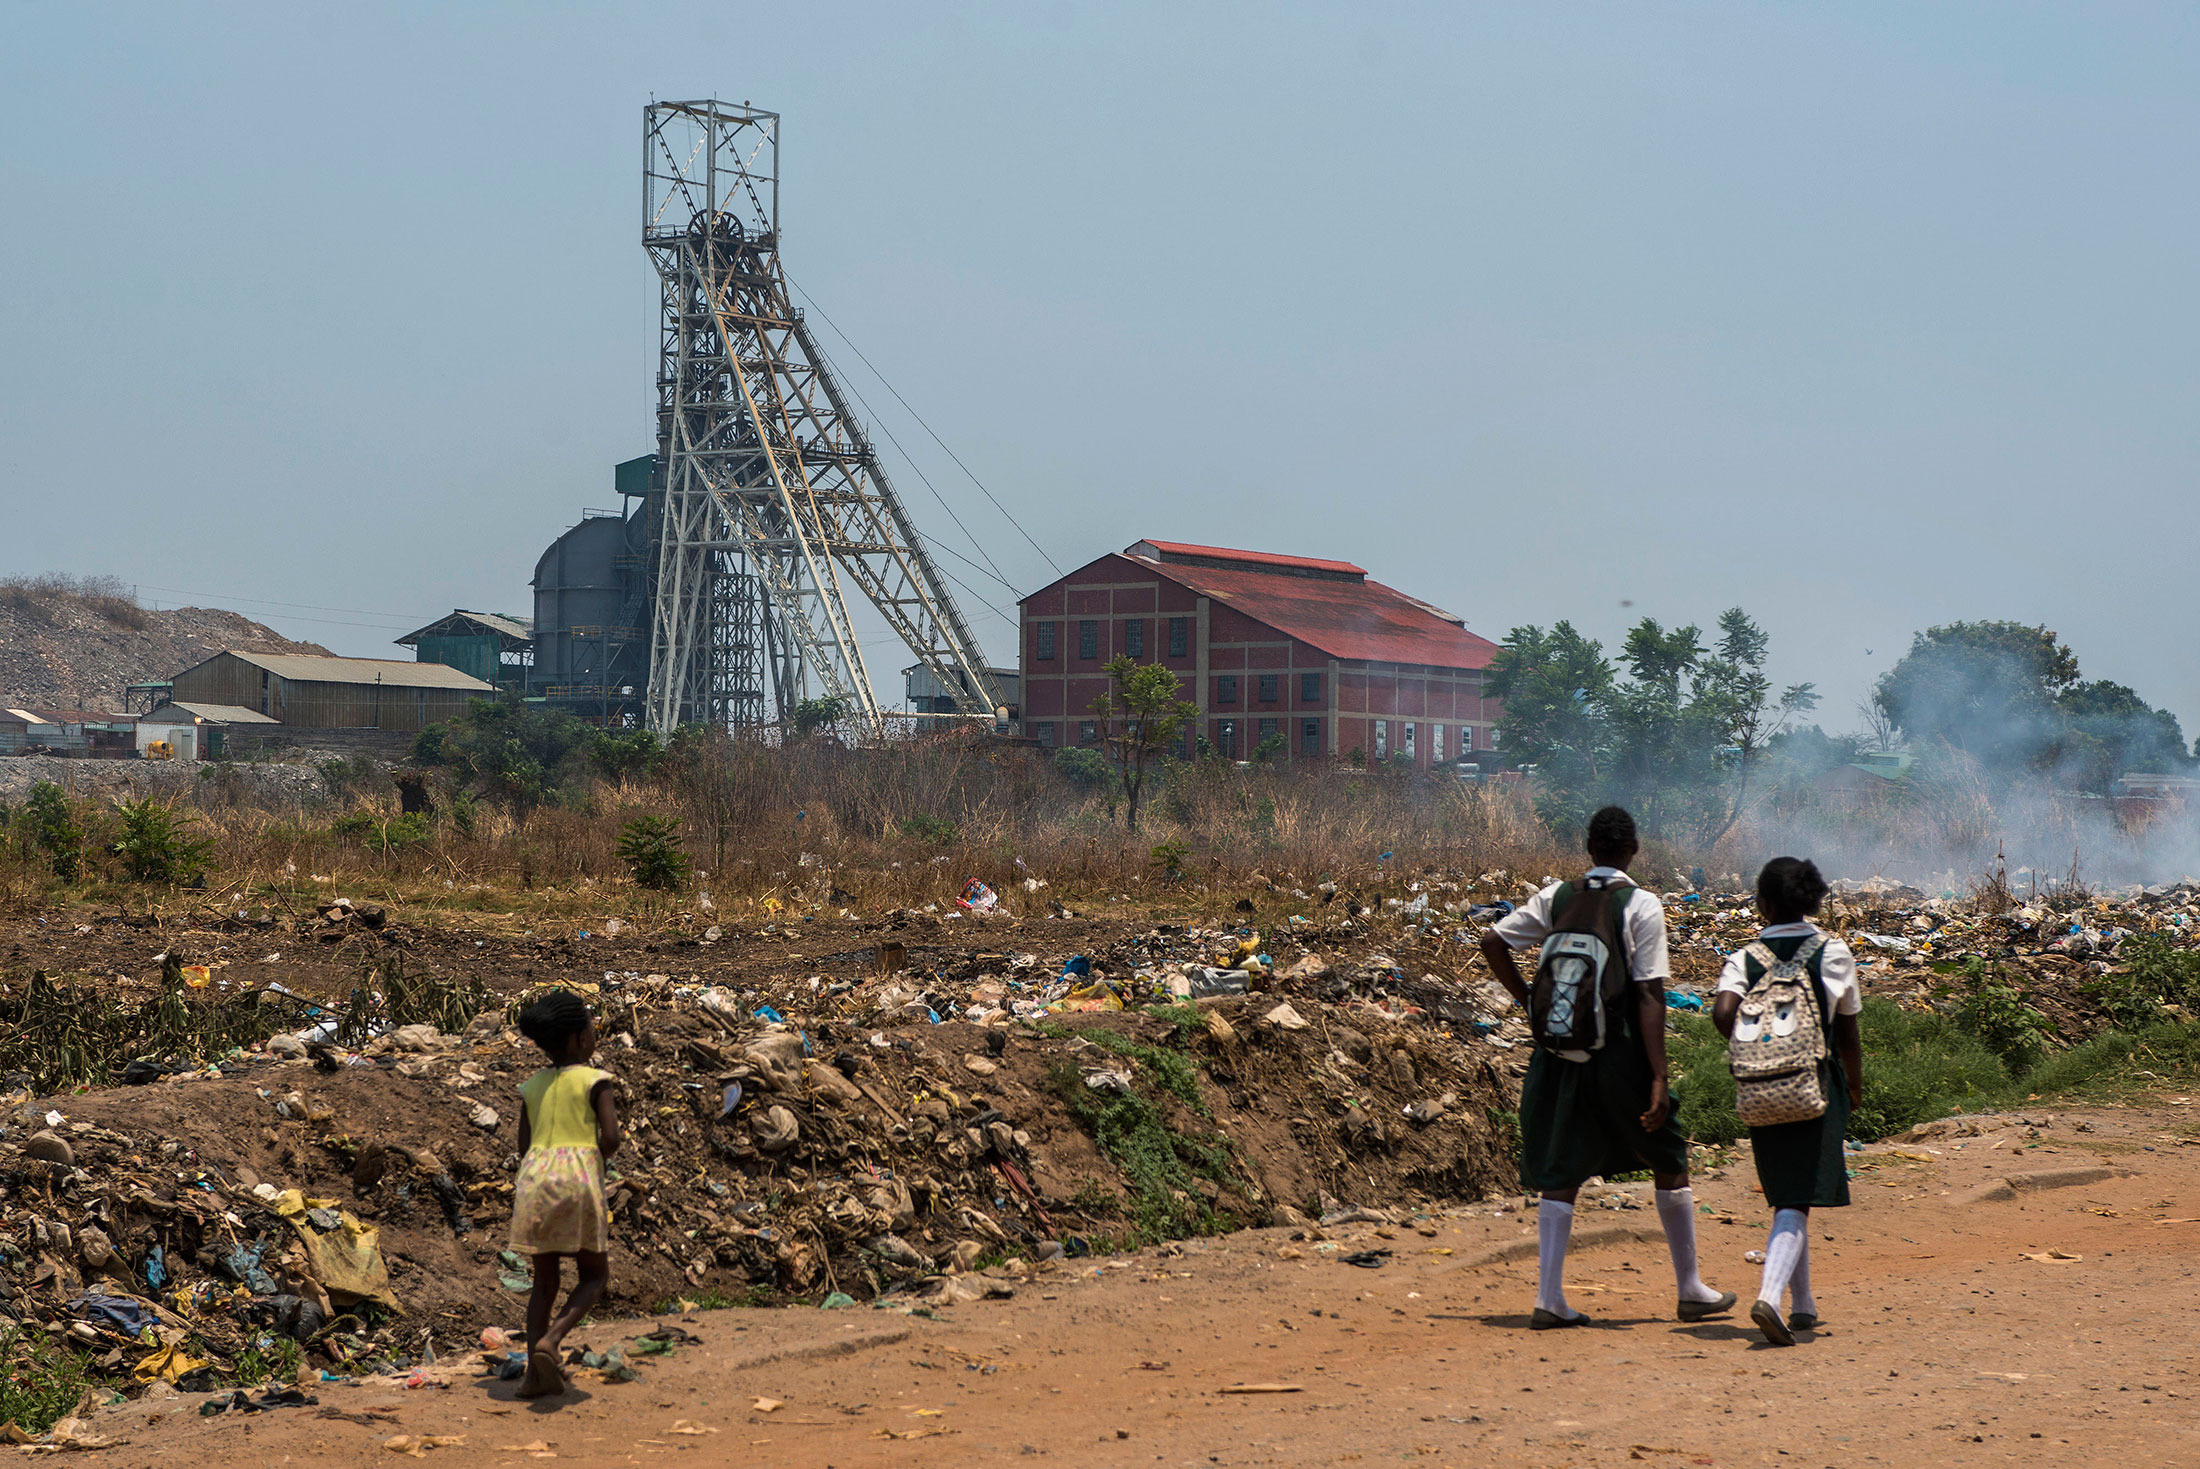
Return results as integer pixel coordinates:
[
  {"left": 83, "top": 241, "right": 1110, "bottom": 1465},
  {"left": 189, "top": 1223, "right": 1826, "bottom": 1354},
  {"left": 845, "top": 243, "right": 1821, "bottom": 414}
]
[
  {"left": 1677, "top": 1291, "right": 1737, "bottom": 1323},
  {"left": 1530, "top": 1307, "right": 1590, "bottom": 1330},
  {"left": 1750, "top": 1299, "right": 1795, "bottom": 1346}
]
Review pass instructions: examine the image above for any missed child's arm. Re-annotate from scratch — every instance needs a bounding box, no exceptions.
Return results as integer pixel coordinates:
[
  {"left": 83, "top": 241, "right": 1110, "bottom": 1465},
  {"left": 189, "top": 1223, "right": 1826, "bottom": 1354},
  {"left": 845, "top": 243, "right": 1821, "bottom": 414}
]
[
  {"left": 515, "top": 1100, "right": 531, "bottom": 1155},
  {"left": 591, "top": 1078, "right": 623, "bottom": 1158},
  {"left": 1834, "top": 1012, "right": 1864, "bottom": 1107}
]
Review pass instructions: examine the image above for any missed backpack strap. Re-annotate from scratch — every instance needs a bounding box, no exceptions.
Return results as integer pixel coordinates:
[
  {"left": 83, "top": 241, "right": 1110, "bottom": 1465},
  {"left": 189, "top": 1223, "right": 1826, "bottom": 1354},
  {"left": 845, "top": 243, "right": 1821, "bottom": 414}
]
[{"left": 1739, "top": 940, "right": 1778, "bottom": 985}]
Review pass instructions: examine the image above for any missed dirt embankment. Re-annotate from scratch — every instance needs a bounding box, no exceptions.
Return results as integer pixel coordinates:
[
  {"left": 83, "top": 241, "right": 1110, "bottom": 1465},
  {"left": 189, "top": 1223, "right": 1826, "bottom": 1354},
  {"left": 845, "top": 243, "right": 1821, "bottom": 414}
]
[{"left": 0, "top": 898, "right": 1520, "bottom": 1390}]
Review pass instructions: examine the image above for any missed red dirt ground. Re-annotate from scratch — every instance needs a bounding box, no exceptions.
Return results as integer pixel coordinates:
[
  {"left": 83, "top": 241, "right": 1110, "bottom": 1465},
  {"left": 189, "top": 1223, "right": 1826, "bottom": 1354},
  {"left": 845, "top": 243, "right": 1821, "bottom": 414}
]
[{"left": 79, "top": 1099, "right": 2200, "bottom": 1468}]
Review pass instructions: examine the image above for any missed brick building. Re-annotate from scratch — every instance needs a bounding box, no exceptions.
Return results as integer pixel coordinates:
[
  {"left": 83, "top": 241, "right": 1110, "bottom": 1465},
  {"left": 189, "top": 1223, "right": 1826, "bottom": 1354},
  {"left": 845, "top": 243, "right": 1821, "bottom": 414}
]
[{"left": 1017, "top": 540, "right": 1501, "bottom": 766}]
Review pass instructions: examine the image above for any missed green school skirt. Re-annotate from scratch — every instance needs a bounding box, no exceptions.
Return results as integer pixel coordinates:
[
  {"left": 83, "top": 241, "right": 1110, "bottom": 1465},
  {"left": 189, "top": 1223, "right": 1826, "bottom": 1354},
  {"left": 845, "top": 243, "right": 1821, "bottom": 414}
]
[
  {"left": 1518, "top": 1029, "right": 1691, "bottom": 1193},
  {"left": 1747, "top": 1057, "right": 1852, "bottom": 1209}
]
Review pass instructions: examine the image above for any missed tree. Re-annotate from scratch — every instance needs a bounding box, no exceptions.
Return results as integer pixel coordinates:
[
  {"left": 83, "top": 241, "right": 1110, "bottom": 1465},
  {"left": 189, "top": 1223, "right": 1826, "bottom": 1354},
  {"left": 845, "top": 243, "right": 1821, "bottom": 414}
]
[
  {"left": 1692, "top": 609, "right": 1819, "bottom": 846},
  {"left": 1092, "top": 654, "right": 1197, "bottom": 832},
  {"left": 1484, "top": 622, "right": 1617, "bottom": 825},
  {"left": 791, "top": 697, "right": 848, "bottom": 739},
  {"left": 2055, "top": 680, "right": 2192, "bottom": 790},
  {"left": 1489, "top": 608, "right": 1812, "bottom": 842},
  {"left": 1873, "top": 622, "right": 2079, "bottom": 775}
]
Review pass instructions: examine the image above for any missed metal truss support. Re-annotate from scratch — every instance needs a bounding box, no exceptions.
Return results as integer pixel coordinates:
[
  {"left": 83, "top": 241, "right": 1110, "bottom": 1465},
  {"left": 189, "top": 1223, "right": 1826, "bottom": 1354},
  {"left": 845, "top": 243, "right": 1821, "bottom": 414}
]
[{"left": 642, "top": 99, "right": 1003, "bottom": 739}]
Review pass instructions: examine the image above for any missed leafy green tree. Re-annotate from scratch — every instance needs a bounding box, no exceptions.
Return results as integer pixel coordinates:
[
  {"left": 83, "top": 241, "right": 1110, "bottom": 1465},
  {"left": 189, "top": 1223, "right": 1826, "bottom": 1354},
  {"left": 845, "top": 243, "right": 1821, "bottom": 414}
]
[
  {"left": 2055, "top": 680, "right": 2191, "bottom": 789},
  {"left": 413, "top": 698, "right": 593, "bottom": 814},
  {"left": 113, "top": 798, "right": 213, "bottom": 884},
  {"left": 1050, "top": 746, "right": 1111, "bottom": 790},
  {"left": 615, "top": 814, "right": 692, "bottom": 891},
  {"left": 1873, "top": 622, "right": 2079, "bottom": 775},
  {"left": 1693, "top": 609, "right": 1820, "bottom": 845},
  {"left": 1484, "top": 622, "right": 1616, "bottom": 824},
  {"left": 587, "top": 728, "right": 666, "bottom": 781},
  {"left": 1093, "top": 654, "right": 1197, "bottom": 832},
  {"left": 1489, "top": 609, "right": 1813, "bottom": 842},
  {"left": 791, "top": 697, "right": 848, "bottom": 739}
]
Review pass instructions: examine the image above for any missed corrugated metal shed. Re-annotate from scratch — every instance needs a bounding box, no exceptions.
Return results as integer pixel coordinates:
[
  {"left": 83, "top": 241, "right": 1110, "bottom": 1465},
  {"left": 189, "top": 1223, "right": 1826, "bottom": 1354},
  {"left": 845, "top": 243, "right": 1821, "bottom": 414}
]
[
  {"left": 217, "top": 652, "right": 493, "bottom": 689},
  {"left": 170, "top": 651, "right": 495, "bottom": 732}
]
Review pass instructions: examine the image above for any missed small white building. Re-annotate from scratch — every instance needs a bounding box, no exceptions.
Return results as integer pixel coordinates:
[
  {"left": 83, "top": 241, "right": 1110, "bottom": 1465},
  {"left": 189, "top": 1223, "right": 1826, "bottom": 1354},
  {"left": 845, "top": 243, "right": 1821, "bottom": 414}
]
[{"left": 135, "top": 702, "right": 279, "bottom": 761}]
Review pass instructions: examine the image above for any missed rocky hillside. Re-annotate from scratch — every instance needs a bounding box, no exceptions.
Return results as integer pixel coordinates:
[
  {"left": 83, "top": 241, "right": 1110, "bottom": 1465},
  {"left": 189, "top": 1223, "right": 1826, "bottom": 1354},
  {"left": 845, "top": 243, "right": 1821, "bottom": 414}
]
[{"left": 0, "top": 574, "right": 331, "bottom": 712}]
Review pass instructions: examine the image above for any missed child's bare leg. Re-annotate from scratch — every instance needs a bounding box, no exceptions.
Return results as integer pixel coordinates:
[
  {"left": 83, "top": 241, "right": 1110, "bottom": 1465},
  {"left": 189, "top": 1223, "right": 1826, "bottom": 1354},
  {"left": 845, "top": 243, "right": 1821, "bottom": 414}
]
[
  {"left": 518, "top": 1255, "right": 566, "bottom": 1397},
  {"left": 541, "top": 1251, "right": 609, "bottom": 1357}
]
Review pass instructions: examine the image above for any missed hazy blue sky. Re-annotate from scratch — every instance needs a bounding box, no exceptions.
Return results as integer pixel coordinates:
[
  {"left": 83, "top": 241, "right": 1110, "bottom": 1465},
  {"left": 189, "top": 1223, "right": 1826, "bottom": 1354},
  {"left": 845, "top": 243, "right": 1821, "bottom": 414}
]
[{"left": 4, "top": 3, "right": 2194, "bottom": 733}]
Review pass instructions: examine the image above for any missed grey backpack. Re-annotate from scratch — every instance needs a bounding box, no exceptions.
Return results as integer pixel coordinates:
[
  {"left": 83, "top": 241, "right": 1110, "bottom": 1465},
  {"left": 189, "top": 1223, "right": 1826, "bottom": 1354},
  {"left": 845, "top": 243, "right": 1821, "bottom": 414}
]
[{"left": 1728, "top": 935, "right": 1830, "bottom": 1126}]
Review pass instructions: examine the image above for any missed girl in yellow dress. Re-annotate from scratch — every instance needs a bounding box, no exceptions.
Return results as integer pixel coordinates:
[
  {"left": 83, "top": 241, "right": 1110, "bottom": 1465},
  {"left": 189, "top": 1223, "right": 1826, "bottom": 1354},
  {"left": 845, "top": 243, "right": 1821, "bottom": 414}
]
[{"left": 511, "top": 990, "right": 622, "bottom": 1397}]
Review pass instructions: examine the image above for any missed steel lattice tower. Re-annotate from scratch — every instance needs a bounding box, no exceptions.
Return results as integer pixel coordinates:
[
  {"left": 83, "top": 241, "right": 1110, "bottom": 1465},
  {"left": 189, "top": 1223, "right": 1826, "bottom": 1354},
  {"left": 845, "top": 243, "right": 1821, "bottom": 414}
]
[{"left": 642, "top": 100, "right": 1002, "bottom": 737}]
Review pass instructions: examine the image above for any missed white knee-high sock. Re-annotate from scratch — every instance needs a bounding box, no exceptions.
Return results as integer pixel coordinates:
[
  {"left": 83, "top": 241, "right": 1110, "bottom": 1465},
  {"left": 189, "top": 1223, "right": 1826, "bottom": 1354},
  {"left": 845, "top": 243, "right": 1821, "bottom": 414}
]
[
  {"left": 1789, "top": 1232, "right": 1817, "bottom": 1315},
  {"left": 1757, "top": 1209, "right": 1807, "bottom": 1305},
  {"left": 1655, "top": 1187, "right": 1720, "bottom": 1302},
  {"left": 1536, "top": 1200, "right": 1577, "bottom": 1317}
]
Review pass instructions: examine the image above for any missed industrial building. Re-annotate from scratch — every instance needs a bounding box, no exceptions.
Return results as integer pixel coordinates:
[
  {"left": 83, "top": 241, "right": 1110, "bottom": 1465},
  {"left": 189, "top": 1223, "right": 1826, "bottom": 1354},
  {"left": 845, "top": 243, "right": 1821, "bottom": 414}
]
[
  {"left": 1018, "top": 540, "right": 1501, "bottom": 767},
  {"left": 169, "top": 651, "right": 495, "bottom": 733},
  {"left": 133, "top": 702, "right": 278, "bottom": 761},
  {"left": 903, "top": 663, "right": 1019, "bottom": 718},
  {"left": 396, "top": 610, "right": 533, "bottom": 690},
  {"left": 526, "top": 462, "right": 654, "bottom": 727}
]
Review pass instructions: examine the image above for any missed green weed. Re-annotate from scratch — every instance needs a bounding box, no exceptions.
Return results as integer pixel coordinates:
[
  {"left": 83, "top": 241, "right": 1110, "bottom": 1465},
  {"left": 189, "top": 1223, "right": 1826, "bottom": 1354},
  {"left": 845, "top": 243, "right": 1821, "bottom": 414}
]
[
  {"left": 0, "top": 1328, "right": 104, "bottom": 1435},
  {"left": 1046, "top": 1061, "right": 1237, "bottom": 1246}
]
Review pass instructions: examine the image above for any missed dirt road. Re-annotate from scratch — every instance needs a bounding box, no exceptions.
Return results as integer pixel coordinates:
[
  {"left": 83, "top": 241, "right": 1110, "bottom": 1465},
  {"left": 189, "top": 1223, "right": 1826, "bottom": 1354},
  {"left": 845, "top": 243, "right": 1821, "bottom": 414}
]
[{"left": 80, "top": 1099, "right": 2200, "bottom": 1468}]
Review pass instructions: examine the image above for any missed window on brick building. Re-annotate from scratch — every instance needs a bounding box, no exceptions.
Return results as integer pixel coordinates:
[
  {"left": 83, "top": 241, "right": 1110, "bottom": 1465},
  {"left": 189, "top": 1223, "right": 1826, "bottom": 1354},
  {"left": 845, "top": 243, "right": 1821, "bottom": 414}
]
[
  {"left": 1258, "top": 674, "right": 1278, "bottom": 703},
  {"left": 1257, "top": 717, "right": 1278, "bottom": 752},
  {"left": 1078, "top": 620, "right": 1098, "bottom": 659},
  {"left": 1216, "top": 675, "right": 1237, "bottom": 704},
  {"left": 1403, "top": 722, "right": 1417, "bottom": 760},
  {"left": 1302, "top": 719, "right": 1321, "bottom": 756},
  {"left": 1079, "top": 720, "right": 1098, "bottom": 743},
  {"left": 1432, "top": 724, "right": 1445, "bottom": 763},
  {"left": 1301, "top": 672, "right": 1321, "bottom": 702},
  {"left": 1035, "top": 622, "right": 1055, "bottom": 661},
  {"left": 1125, "top": 619, "right": 1144, "bottom": 657},
  {"left": 1036, "top": 722, "right": 1055, "bottom": 747},
  {"left": 1217, "top": 719, "right": 1237, "bottom": 757},
  {"left": 1168, "top": 617, "right": 1187, "bottom": 657},
  {"left": 1373, "top": 720, "right": 1387, "bottom": 760}
]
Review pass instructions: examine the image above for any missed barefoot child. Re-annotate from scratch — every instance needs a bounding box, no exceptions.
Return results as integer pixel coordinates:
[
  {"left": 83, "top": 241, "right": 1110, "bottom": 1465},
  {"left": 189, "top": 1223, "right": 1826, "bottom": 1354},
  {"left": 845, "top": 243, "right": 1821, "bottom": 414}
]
[
  {"left": 512, "top": 989, "right": 622, "bottom": 1396},
  {"left": 1713, "top": 858, "right": 1863, "bottom": 1346}
]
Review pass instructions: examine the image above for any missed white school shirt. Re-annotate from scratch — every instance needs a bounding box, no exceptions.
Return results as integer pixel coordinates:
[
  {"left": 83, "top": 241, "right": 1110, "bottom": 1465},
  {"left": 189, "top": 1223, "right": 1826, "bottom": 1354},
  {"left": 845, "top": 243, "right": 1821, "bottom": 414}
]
[
  {"left": 1488, "top": 867, "right": 1671, "bottom": 983},
  {"left": 1714, "top": 921, "right": 1862, "bottom": 1016}
]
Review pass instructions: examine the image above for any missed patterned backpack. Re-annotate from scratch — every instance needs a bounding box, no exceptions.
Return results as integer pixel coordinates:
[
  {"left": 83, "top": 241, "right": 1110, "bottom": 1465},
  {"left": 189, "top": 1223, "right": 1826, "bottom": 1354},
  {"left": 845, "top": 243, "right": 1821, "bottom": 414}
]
[{"left": 1728, "top": 935, "right": 1830, "bottom": 1126}]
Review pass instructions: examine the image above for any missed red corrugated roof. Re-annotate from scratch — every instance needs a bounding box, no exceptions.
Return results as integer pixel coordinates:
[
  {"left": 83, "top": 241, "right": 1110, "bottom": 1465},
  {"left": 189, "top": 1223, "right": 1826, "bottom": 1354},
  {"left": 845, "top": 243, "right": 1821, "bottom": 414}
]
[
  {"left": 1123, "top": 553, "right": 1499, "bottom": 671},
  {"left": 1130, "top": 540, "right": 1368, "bottom": 578}
]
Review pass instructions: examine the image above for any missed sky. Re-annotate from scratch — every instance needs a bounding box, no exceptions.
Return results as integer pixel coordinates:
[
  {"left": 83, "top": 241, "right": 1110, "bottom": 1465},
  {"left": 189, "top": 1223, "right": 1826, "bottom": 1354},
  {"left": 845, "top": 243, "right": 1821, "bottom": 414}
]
[{"left": 3, "top": 2, "right": 2195, "bottom": 734}]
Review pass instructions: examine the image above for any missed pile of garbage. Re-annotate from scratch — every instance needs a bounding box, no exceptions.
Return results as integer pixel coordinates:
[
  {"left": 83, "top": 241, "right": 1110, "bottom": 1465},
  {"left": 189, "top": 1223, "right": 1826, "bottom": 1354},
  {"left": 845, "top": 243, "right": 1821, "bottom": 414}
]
[{"left": 0, "top": 919, "right": 1518, "bottom": 1398}]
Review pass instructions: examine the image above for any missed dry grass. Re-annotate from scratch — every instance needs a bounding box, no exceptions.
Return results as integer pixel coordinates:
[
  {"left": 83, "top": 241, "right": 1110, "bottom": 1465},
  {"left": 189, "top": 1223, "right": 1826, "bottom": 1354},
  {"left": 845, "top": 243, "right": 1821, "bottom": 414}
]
[
  {"left": 0, "top": 573, "right": 148, "bottom": 631},
  {"left": 2, "top": 737, "right": 1584, "bottom": 920}
]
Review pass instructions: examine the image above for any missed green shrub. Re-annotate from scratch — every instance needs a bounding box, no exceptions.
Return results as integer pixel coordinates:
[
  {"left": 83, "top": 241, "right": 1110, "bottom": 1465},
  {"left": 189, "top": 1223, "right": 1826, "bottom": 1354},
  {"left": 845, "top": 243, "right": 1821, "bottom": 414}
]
[
  {"left": 0, "top": 1328, "right": 103, "bottom": 1435},
  {"left": 2092, "top": 934, "right": 2200, "bottom": 1030},
  {"left": 1149, "top": 838, "right": 1190, "bottom": 881},
  {"left": 588, "top": 729, "right": 665, "bottom": 781},
  {"left": 330, "top": 811, "right": 432, "bottom": 852},
  {"left": 1944, "top": 959, "right": 2056, "bottom": 1071},
  {"left": 112, "top": 798, "right": 213, "bottom": 884},
  {"left": 1051, "top": 746, "right": 1110, "bottom": 790},
  {"left": 23, "top": 782, "right": 86, "bottom": 882},
  {"left": 615, "top": 814, "right": 691, "bottom": 891},
  {"left": 898, "top": 812, "right": 960, "bottom": 845},
  {"left": 1670, "top": 998, "right": 2019, "bottom": 1146}
]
